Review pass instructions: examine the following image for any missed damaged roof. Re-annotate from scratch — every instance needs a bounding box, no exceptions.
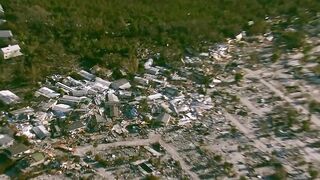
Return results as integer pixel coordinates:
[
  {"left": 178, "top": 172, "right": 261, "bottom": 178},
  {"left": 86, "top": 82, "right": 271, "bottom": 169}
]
[{"left": 0, "top": 90, "right": 20, "bottom": 105}]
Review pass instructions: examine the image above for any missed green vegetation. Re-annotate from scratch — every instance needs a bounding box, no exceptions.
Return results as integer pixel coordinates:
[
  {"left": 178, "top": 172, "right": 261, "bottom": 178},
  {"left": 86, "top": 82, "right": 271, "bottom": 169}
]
[
  {"left": 308, "top": 165, "right": 319, "bottom": 180},
  {"left": 143, "top": 175, "right": 160, "bottom": 180},
  {"left": 278, "top": 31, "right": 305, "bottom": 49},
  {"left": 0, "top": 153, "right": 15, "bottom": 174},
  {"left": 0, "top": 0, "right": 319, "bottom": 91},
  {"left": 240, "top": 176, "right": 248, "bottom": 180},
  {"left": 264, "top": 103, "right": 313, "bottom": 137},
  {"left": 309, "top": 100, "right": 320, "bottom": 113},
  {"left": 308, "top": 141, "right": 320, "bottom": 148},
  {"left": 14, "top": 134, "right": 31, "bottom": 145},
  {"left": 271, "top": 48, "right": 281, "bottom": 62},
  {"left": 269, "top": 104, "right": 298, "bottom": 127},
  {"left": 234, "top": 72, "right": 243, "bottom": 84}
]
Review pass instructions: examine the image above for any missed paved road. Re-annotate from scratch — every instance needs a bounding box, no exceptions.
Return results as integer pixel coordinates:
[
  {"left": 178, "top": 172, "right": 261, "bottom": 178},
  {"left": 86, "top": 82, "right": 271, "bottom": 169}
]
[
  {"left": 298, "top": 82, "right": 320, "bottom": 102},
  {"left": 244, "top": 68, "right": 320, "bottom": 127},
  {"left": 239, "top": 97, "right": 263, "bottom": 116},
  {"left": 159, "top": 139, "right": 200, "bottom": 180},
  {"left": 74, "top": 134, "right": 161, "bottom": 156},
  {"left": 223, "top": 111, "right": 270, "bottom": 153}
]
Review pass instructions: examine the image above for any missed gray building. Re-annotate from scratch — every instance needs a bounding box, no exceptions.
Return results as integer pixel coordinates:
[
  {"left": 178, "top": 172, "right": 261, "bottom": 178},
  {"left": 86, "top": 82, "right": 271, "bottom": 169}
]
[
  {"left": 158, "top": 113, "right": 172, "bottom": 126},
  {"left": 68, "top": 121, "right": 85, "bottom": 132},
  {"left": 78, "top": 70, "right": 95, "bottom": 81},
  {"left": 111, "top": 79, "right": 131, "bottom": 90},
  {"left": 4, "top": 143, "right": 29, "bottom": 157},
  {"left": 0, "top": 134, "right": 14, "bottom": 148},
  {"left": 0, "top": 30, "right": 13, "bottom": 39},
  {"left": 32, "top": 125, "right": 49, "bottom": 139}
]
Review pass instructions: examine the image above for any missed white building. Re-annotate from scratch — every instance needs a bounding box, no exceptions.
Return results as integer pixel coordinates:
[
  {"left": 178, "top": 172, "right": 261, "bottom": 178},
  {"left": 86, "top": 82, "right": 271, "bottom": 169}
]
[
  {"left": 35, "top": 87, "right": 60, "bottom": 98},
  {"left": 108, "top": 93, "right": 119, "bottom": 103},
  {"left": 0, "top": 90, "right": 20, "bottom": 104},
  {"left": 111, "top": 79, "right": 131, "bottom": 90},
  {"left": 78, "top": 70, "right": 95, "bottom": 81},
  {"left": 1, "top": 45, "right": 23, "bottom": 59},
  {"left": 147, "top": 93, "right": 162, "bottom": 101}
]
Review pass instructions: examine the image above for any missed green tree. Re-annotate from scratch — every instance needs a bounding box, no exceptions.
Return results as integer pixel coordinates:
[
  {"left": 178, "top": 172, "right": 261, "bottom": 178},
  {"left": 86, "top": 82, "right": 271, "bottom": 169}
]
[
  {"left": 308, "top": 165, "right": 319, "bottom": 179},
  {"left": 301, "top": 120, "right": 310, "bottom": 131},
  {"left": 239, "top": 176, "right": 247, "bottom": 180},
  {"left": 93, "top": 142, "right": 98, "bottom": 155},
  {"left": 143, "top": 175, "right": 160, "bottom": 180},
  {"left": 309, "top": 100, "right": 320, "bottom": 113},
  {"left": 234, "top": 72, "right": 243, "bottom": 84}
]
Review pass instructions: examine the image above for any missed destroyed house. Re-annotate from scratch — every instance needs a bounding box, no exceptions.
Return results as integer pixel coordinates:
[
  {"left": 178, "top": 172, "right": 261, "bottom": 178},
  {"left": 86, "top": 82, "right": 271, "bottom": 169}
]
[
  {"left": 0, "top": 30, "right": 13, "bottom": 39},
  {"left": 32, "top": 125, "right": 49, "bottom": 139},
  {"left": 56, "top": 82, "right": 74, "bottom": 93},
  {"left": 51, "top": 125, "right": 61, "bottom": 137},
  {"left": 126, "top": 124, "right": 140, "bottom": 133},
  {"left": 95, "top": 77, "right": 111, "bottom": 87},
  {"left": 134, "top": 76, "right": 149, "bottom": 85},
  {"left": 10, "top": 107, "right": 34, "bottom": 121},
  {"left": 164, "top": 87, "right": 179, "bottom": 97},
  {"left": 16, "top": 152, "right": 45, "bottom": 173},
  {"left": 158, "top": 113, "right": 172, "bottom": 126},
  {"left": 15, "top": 152, "right": 46, "bottom": 173},
  {"left": 0, "top": 90, "right": 20, "bottom": 105},
  {"left": 109, "top": 104, "right": 120, "bottom": 118},
  {"left": 124, "top": 106, "right": 138, "bottom": 119},
  {"left": 52, "top": 104, "right": 72, "bottom": 113},
  {"left": 59, "top": 95, "right": 84, "bottom": 106},
  {"left": 10, "top": 107, "right": 34, "bottom": 116},
  {"left": 0, "top": 134, "right": 14, "bottom": 148},
  {"left": 68, "top": 121, "right": 85, "bottom": 132},
  {"left": 144, "top": 58, "right": 153, "bottom": 69},
  {"left": 138, "top": 162, "right": 154, "bottom": 175},
  {"left": 4, "top": 143, "right": 29, "bottom": 157},
  {"left": 78, "top": 70, "right": 95, "bottom": 81},
  {"left": 146, "top": 67, "right": 160, "bottom": 75},
  {"left": 71, "top": 89, "right": 88, "bottom": 97},
  {"left": 147, "top": 93, "right": 162, "bottom": 101},
  {"left": 29, "top": 152, "right": 45, "bottom": 167},
  {"left": 66, "top": 76, "right": 84, "bottom": 86},
  {"left": 0, "top": 127, "right": 15, "bottom": 137},
  {"left": 111, "top": 79, "right": 131, "bottom": 90},
  {"left": 107, "top": 93, "right": 119, "bottom": 103},
  {"left": 39, "top": 99, "right": 57, "bottom": 111},
  {"left": 105, "top": 93, "right": 120, "bottom": 118},
  {"left": 35, "top": 87, "right": 60, "bottom": 98},
  {"left": 95, "top": 114, "right": 106, "bottom": 123},
  {"left": 1, "top": 45, "right": 23, "bottom": 59},
  {"left": 119, "top": 90, "right": 132, "bottom": 98},
  {"left": 92, "top": 82, "right": 108, "bottom": 92}
]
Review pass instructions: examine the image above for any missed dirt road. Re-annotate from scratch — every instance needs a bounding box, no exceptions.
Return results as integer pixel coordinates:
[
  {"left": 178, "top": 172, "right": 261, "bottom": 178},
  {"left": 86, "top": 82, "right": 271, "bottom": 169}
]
[{"left": 74, "top": 134, "right": 199, "bottom": 180}]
